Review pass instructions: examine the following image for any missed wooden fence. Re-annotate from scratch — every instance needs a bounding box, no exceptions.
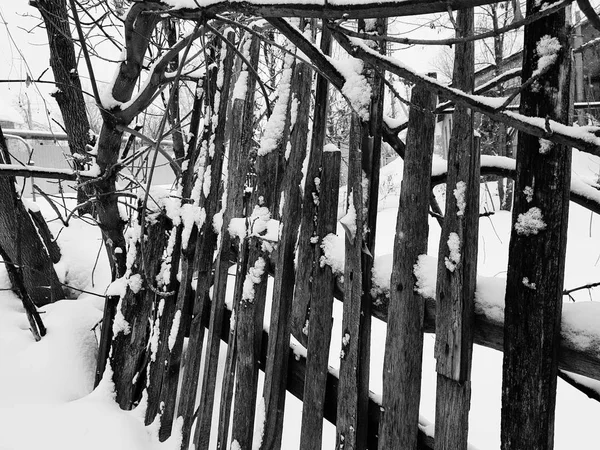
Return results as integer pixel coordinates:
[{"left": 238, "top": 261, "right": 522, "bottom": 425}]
[{"left": 8, "top": 5, "right": 599, "bottom": 450}]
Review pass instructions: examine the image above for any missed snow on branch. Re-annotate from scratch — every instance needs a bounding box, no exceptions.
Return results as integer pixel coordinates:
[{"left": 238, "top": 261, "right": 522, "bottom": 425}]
[
  {"left": 331, "top": 31, "right": 600, "bottom": 157},
  {"left": 430, "top": 155, "right": 600, "bottom": 216},
  {"left": 0, "top": 163, "right": 85, "bottom": 181},
  {"left": 156, "top": 0, "right": 507, "bottom": 20}
]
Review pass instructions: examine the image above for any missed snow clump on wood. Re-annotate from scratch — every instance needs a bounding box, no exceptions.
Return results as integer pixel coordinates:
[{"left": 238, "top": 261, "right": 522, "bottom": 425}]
[
  {"left": 515, "top": 207, "right": 547, "bottom": 235},
  {"left": 523, "top": 186, "right": 534, "bottom": 203},
  {"left": 444, "top": 232, "right": 461, "bottom": 272},
  {"left": 533, "top": 35, "right": 561, "bottom": 77},
  {"left": 340, "top": 191, "right": 357, "bottom": 240},
  {"left": 329, "top": 57, "right": 372, "bottom": 120},
  {"left": 453, "top": 181, "right": 467, "bottom": 216},
  {"left": 258, "top": 52, "right": 294, "bottom": 156},
  {"left": 539, "top": 138, "right": 553, "bottom": 154},
  {"left": 320, "top": 233, "right": 345, "bottom": 275},
  {"left": 522, "top": 277, "right": 537, "bottom": 290},
  {"left": 242, "top": 257, "right": 266, "bottom": 302}
]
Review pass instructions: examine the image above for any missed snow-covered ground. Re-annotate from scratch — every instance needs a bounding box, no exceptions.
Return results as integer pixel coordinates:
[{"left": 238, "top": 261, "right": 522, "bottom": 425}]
[{"left": 2, "top": 151, "right": 600, "bottom": 449}]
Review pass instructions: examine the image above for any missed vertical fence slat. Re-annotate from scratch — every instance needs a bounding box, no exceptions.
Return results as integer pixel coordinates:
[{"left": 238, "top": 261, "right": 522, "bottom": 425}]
[
  {"left": 215, "top": 33, "right": 263, "bottom": 450},
  {"left": 175, "top": 37, "right": 231, "bottom": 449},
  {"left": 154, "top": 81, "right": 205, "bottom": 443},
  {"left": 157, "top": 31, "right": 236, "bottom": 440},
  {"left": 257, "top": 41, "right": 315, "bottom": 450},
  {"left": 335, "top": 114, "right": 366, "bottom": 450},
  {"left": 378, "top": 81, "right": 436, "bottom": 449},
  {"left": 501, "top": 2, "right": 571, "bottom": 449},
  {"left": 289, "top": 24, "right": 331, "bottom": 347},
  {"left": 433, "top": 9, "right": 478, "bottom": 450},
  {"left": 192, "top": 29, "right": 239, "bottom": 450},
  {"left": 299, "top": 149, "right": 341, "bottom": 449}
]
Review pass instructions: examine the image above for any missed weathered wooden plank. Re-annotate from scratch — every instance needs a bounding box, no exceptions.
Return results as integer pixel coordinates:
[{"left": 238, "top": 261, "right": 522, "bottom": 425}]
[
  {"left": 215, "top": 33, "right": 263, "bottom": 450},
  {"left": 300, "top": 150, "right": 341, "bottom": 449},
  {"left": 175, "top": 38, "right": 230, "bottom": 449},
  {"left": 109, "top": 213, "right": 170, "bottom": 410},
  {"left": 500, "top": 2, "right": 572, "bottom": 449},
  {"left": 152, "top": 83, "right": 204, "bottom": 442},
  {"left": 378, "top": 82, "right": 437, "bottom": 450},
  {"left": 335, "top": 115, "right": 367, "bottom": 450},
  {"left": 257, "top": 36, "right": 314, "bottom": 450},
  {"left": 290, "top": 24, "right": 331, "bottom": 347},
  {"left": 190, "top": 29, "right": 238, "bottom": 450},
  {"left": 230, "top": 37, "right": 292, "bottom": 449},
  {"left": 433, "top": 9, "right": 478, "bottom": 450}
]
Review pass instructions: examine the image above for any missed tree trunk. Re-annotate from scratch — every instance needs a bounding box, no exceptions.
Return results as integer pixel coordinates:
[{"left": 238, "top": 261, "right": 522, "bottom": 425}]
[
  {"left": 36, "top": 0, "right": 95, "bottom": 212},
  {"left": 501, "top": 2, "right": 571, "bottom": 449}
]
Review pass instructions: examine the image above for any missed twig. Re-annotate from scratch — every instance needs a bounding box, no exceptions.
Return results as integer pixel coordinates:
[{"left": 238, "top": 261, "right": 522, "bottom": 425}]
[
  {"left": 68, "top": 0, "right": 101, "bottom": 105},
  {"left": 563, "top": 281, "right": 600, "bottom": 296}
]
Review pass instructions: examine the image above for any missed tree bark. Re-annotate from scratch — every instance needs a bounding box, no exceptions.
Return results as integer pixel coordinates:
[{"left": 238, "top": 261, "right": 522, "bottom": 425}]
[{"left": 36, "top": 0, "right": 95, "bottom": 212}]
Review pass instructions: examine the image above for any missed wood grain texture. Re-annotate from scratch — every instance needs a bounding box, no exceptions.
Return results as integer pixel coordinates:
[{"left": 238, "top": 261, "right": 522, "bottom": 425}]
[
  {"left": 335, "top": 115, "right": 366, "bottom": 450},
  {"left": 300, "top": 150, "right": 340, "bottom": 450},
  {"left": 501, "top": 2, "right": 572, "bottom": 449},
  {"left": 378, "top": 83, "right": 436, "bottom": 450},
  {"left": 433, "top": 9, "right": 478, "bottom": 450},
  {"left": 289, "top": 26, "right": 331, "bottom": 347},
  {"left": 258, "top": 48, "right": 314, "bottom": 450}
]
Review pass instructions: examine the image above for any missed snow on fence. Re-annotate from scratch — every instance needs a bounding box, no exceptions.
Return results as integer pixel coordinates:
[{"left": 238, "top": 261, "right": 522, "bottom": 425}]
[{"left": 5, "top": 4, "right": 600, "bottom": 450}]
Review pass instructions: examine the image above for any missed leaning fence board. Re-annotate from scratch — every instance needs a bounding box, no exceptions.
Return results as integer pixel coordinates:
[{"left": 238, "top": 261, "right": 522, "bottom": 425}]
[
  {"left": 190, "top": 29, "right": 238, "bottom": 450},
  {"left": 500, "top": 2, "right": 572, "bottom": 449},
  {"left": 433, "top": 9, "right": 478, "bottom": 450},
  {"left": 231, "top": 47, "right": 293, "bottom": 443},
  {"left": 215, "top": 34, "right": 262, "bottom": 450},
  {"left": 299, "top": 149, "right": 341, "bottom": 449},
  {"left": 109, "top": 213, "right": 171, "bottom": 410},
  {"left": 378, "top": 81, "right": 436, "bottom": 450},
  {"left": 258, "top": 44, "right": 315, "bottom": 450},
  {"left": 176, "top": 40, "right": 231, "bottom": 449},
  {"left": 335, "top": 115, "right": 367, "bottom": 450},
  {"left": 289, "top": 26, "right": 332, "bottom": 346}
]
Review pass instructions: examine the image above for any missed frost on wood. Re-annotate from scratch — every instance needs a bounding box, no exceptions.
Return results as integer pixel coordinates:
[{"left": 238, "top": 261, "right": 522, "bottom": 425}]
[
  {"left": 329, "top": 56, "right": 372, "bottom": 120},
  {"left": 453, "top": 181, "right": 467, "bottom": 216},
  {"left": 319, "top": 233, "right": 345, "bottom": 275},
  {"left": 533, "top": 35, "right": 561, "bottom": 77},
  {"left": 258, "top": 52, "right": 294, "bottom": 156},
  {"left": 444, "top": 232, "right": 461, "bottom": 272},
  {"left": 515, "top": 207, "right": 547, "bottom": 236},
  {"left": 242, "top": 257, "right": 266, "bottom": 302}
]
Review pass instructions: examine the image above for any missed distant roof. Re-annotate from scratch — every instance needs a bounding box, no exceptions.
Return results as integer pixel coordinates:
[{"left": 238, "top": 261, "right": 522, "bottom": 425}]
[{"left": 0, "top": 97, "right": 23, "bottom": 124}]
